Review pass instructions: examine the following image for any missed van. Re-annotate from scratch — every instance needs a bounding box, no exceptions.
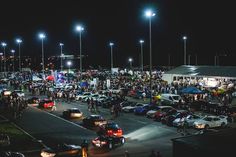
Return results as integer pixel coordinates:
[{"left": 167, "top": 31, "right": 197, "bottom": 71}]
[{"left": 160, "top": 94, "right": 181, "bottom": 106}]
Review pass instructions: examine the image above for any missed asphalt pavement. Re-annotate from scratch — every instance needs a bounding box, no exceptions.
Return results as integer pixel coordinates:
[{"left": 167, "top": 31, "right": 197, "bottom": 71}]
[{"left": 10, "top": 93, "right": 234, "bottom": 157}]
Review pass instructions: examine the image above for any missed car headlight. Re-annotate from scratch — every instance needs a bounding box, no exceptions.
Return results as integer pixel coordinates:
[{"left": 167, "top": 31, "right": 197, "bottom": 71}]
[
  {"left": 41, "top": 151, "right": 56, "bottom": 157},
  {"left": 195, "top": 123, "right": 205, "bottom": 128}
]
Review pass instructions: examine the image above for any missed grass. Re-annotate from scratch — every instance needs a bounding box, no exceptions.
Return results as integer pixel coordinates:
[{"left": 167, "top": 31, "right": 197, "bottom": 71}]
[{"left": 0, "top": 121, "right": 43, "bottom": 152}]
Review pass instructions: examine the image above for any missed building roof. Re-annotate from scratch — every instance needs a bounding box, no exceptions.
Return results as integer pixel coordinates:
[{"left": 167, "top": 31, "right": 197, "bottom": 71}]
[
  {"left": 172, "top": 128, "right": 236, "bottom": 155},
  {"left": 165, "top": 65, "right": 236, "bottom": 78}
]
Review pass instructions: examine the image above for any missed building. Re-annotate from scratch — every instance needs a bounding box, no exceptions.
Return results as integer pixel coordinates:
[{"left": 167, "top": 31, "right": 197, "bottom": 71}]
[
  {"left": 171, "top": 128, "right": 236, "bottom": 157},
  {"left": 162, "top": 65, "right": 236, "bottom": 86}
]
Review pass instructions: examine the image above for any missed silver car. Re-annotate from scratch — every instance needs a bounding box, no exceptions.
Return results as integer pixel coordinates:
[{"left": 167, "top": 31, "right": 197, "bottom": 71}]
[{"left": 173, "top": 114, "right": 202, "bottom": 127}]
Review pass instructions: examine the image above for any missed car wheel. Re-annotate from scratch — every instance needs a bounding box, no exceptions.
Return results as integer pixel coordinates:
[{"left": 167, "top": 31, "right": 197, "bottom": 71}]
[
  {"left": 221, "top": 122, "right": 226, "bottom": 128},
  {"left": 205, "top": 125, "right": 209, "bottom": 130},
  {"left": 108, "top": 142, "right": 113, "bottom": 149}
]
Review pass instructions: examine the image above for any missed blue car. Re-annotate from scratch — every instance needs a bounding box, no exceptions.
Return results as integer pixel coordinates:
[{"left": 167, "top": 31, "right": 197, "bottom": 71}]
[{"left": 134, "top": 104, "right": 156, "bottom": 115}]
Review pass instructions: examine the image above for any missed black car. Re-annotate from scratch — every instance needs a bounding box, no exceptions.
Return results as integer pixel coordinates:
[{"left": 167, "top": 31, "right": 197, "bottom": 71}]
[
  {"left": 40, "top": 143, "right": 84, "bottom": 157},
  {"left": 27, "top": 97, "right": 40, "bottom": 106},
  {"left": 82, "top": 115, "right": 107, "bottom": 128},
  {"left": 92, "top": 135, "right": 125, "bottom": 149},
  {"left": 97, "top": 122, "right": 123, "bottom": 137}
]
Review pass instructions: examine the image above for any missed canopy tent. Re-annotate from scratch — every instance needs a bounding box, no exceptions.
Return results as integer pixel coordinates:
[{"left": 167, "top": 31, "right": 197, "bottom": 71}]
[{"left": 180, "top": 86, "right": 205, "bottom": 94}]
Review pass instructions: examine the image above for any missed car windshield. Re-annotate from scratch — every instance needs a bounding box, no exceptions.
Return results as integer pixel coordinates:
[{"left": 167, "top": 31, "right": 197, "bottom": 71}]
[
  {"left": 44, "top": 100, "right": 53, "bottom": 103},
  {"left": 203, "top": 117, "right": 212, "bottom": 121},
  {"left": 172, "top": 96, "right": 180, "bottom": 100},
  {"left": 91, "top": 116, "right": 104, "bottom": 120},
  {"left": 106, "top": 123, "right": 119, "bottom": 130},
  {"left": 71, "top": 109, "right": 81, "bottom": 113}
]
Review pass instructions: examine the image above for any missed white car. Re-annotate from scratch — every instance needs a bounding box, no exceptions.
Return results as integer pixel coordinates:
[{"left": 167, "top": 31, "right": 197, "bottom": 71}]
[
  {"left": 122, "top": 103, "right": 145, "bottom": 113},
  {"left": 76, "top": 92, "right": 92, "bottom": 101},
  {"left": 82, "top": 93, "right": 100, "bottom": 102},
  {"left": 146, "top": 106, "right": 174, "bottom": 118},
  {"left": 97, "top": 95, "right": 108, "bottom": 102},
  {"left": 13, "top": 90, "right": 25, "bottom": 97},
  {"left": 193, "top": 115, "right": 228, "bottom": 129},
  {"left": 173, "top": 114, "right": 202, "bottom": 127}
]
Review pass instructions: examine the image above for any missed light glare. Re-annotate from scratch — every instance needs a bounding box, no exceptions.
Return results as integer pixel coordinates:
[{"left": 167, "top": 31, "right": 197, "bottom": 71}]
[
  {"left": 145, "top": 10, "right": 155, "bottom": 17},
  {"left": 38, "top": 33, "right": 46, "bottom": 39},
  {"left": 139, "top": 40, "right": 144, "bottom": 43},
  {"left": 1, "top": 42, "right": 7, "bottom": 47},
  {"left": 76, "top": 25, "right": 84, "bottom": 32},
  {"left": 67, "top": 61, "right": 72, "bottom": 66},
  {"left": 16, "top": 39, "right": 22, "bottom": 43},
  {"left": 109, "top": 42, "right": 114, "bottom": 46}
]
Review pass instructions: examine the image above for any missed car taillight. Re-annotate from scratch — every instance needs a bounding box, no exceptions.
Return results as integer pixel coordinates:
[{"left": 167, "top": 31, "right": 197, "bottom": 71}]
[
  {"left": 116, "top": 129, "right": 123, "bottom": 136},
  {"left": 101, "top": 141, "right": 107, "bottom": 145},
  {"left": 107, "top": 130, "right": 113, "bottom": 135}
]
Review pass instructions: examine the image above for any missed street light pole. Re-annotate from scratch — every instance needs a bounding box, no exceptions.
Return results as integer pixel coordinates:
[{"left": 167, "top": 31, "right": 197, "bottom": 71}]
[
  {"left": 59, "top": 43, "right": 64, "bottom": 71},
  {"left": 38, "top": 33, "right": 46, "bottom": 78},
  {"left": 75, "top": 25, "right": 84, "bottom": 73},
  {"left": 139, "top": 40, "right": 144, "bottom": 72},
  {"left": 145, "top": 9, "right": 155, "bottom": 104},
  {"left": 188, "top": 54, "right": 191, "bottom": 65},
  {"left": 1, "top": 42, "right": 7, "bottom": 75},
  {"left": 128, "top": 58, "right": 133, "bottom": 69},
  {"left": 16, "top": 39, "right": 22, "bottom": 72},
  {"left": 109, "top": 42, "right": 114, "bottom": 72},
  {"left": 11, "top": 49, "right": 15, "bottom": 72},
  {"left": 183, "top": 36, "right": 187, "bottom": 65}
]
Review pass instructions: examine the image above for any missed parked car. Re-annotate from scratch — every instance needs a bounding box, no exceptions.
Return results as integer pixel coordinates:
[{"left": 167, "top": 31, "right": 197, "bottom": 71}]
[
  {"left": 82, "top": 94, "right": 100, "bottom": 102},
  {"left": 97, "top": 122, "right": 123, "bottom": 137},
  {"left": 161, "top": 110, "right": 189, "bottom": 126},
  {"left": 122, "top": 103, "right": 146, "bottom": 113},
  {"left": 154, "top": 108, "right": 177, "bottom": 121},
  {"left": 173, "top": 114, "right": 202, "bottom": 127},
  {"left": 76, "top": 92, "right": 92, "bottom": 101},
  {"left": 27, "top": 97, "right": 40, "bottom": 107},
  {"left": 82, "top": 115, "right": 107, "bottom": 128},
  {"left": 160, "top": 94, "right": 181, "bottom": 106},
  {"left": 97, "top": 95, "right": 108, "bottom": 103},
  {"left": 146, "top": 106, "right": 174, "bottom": 118},
  {"left": 92, "top": 135, "right": 125, "bottom": 149},
  {"left": 0, "top": 151, "right": 25, "bottom": 157},
  {"left": 63, "top": 108, "right": 83, "bottom": 119},
  {"left": 40, "top": 143, "right": 83, "bottom": 157},
  {"left": 193, "top": 115, "right": 228, "bottom": 129},
  {"left": 12, "top": 90, "right": 25, "bottom": 97},
  {"left": 134, "top": 104, "right": 156, "bottom": 115}
]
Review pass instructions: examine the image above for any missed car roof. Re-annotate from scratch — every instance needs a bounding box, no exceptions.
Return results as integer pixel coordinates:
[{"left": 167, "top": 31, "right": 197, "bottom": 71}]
[
  {"left": 158, "top": 106, "right": 173, "bottom": 108},
  {"left": 68, "top": 108, "right": 80, "bottom": 111}
]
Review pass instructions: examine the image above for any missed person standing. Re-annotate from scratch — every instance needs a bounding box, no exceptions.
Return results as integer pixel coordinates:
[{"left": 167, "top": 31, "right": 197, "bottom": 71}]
[{"left": 124, "top": 150, "right": 130, "bottom": 157}]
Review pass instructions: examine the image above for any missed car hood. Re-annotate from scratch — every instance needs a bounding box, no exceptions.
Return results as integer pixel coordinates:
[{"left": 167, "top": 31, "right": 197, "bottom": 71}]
[
  {"left": 194, "top": 119, "right": 207, "bottom": 124},
  {"left": 147, "top": 110, "right": 156, "bottom": 114}
]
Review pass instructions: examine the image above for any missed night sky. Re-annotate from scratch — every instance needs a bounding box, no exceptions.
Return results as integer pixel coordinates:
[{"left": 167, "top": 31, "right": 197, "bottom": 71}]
[{"left": 0, "top": 0, "right": 235, "bottom": 69}]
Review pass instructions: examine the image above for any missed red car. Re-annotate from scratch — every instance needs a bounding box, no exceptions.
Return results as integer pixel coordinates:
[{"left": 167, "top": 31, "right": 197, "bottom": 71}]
[
  {"left": 154, "top": 108, "right": 177, "bottom": 121},
  {"left": 38, "top": 99, "right": 55, "bottom": 109},
  {"left": 97, "top": 122, "right": 123, "bottom": 137}
]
